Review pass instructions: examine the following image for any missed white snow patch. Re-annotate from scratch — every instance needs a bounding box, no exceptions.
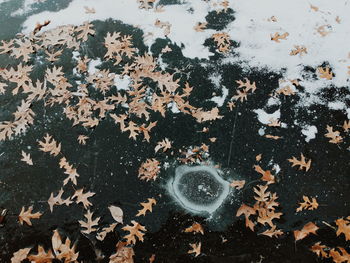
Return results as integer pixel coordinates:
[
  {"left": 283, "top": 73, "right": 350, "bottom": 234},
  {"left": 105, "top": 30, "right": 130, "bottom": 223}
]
[
  {"left": 22, "top": 0, "right": 217, "bottom": 59},
  {"left": 328, "top": 101, "right": 346, "bottom": 111},
  {"left": 225, "top": 0, "right": 350, "bottom": 87},
  {"left": 211, "top": 86, "right": 228, "bottom": 107},
  {"left": 88, "top": 58, "right": 101, "bottom": 74},
  {"left": 114, "top": 75, "right": 131, "bottom": 91},
  {"left": 301, "top": 125, "right": 318, "bottom": 142},
  {"left": 208, "top": 72, "right": 222, "bottom": 89},
  {"left": 254, "top": 108, "right": 280, "bottom": 125}
]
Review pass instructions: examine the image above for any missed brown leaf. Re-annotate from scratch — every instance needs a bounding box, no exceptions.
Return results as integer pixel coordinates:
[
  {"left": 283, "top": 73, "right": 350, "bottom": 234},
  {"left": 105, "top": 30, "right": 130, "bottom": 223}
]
[
  {"left": 27, "top": 245, "right": 54, "bottom": 263},
  {"left": 184, "top": 222, "right": 204, "bottom": 235},
  {"left": 296, "top": 196, "right": 318, "bottom": 212},
  {"left": 294, "top": 222, "right": 319, "bottom": 241},
  {"left": 136, "top": 198, "right": 156, "bottom": 216},
  {"left": 335, "top": 217, "right": 350, "bottom": 241},
  {"left": 259, "top": 225, "right": 283, "bottom": 238},
  {"left": 230, "top": 180, "right": 246, "bottom": 190},
  {"left": 72, "top": 188, "right": 95, "bottom": 209},
  {"left": 18, "top": 206, "right": 42, "bottom": 226},
  {"left": 288, "top": 153, "right": 311, "bottom": 172},
  {"left": 270, "top": 32, "right": 289, "bottom": 42},
  {"left": 188, "top": 242, "right": 201, "bottom": 257},
  {"left": 38, "top": 133, "right": 61, "bottom": 156},
  {"left": 122, "top": 220, "right": 147, "bottom": 245},
  {"left": 78, "top": 210, "right": 100, "bottom": 234},
  {"left": 254, "top": 165, "right": 275, "bottom": 184},
  {"left": 11, "top": 247, "right": 32, "bottom": 263}
]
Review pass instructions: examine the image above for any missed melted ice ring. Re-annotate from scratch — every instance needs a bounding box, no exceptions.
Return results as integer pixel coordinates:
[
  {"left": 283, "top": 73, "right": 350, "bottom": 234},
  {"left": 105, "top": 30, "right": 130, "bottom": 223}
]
[{"left": 168, "top": 165, "right": 230, "bottom": 214}]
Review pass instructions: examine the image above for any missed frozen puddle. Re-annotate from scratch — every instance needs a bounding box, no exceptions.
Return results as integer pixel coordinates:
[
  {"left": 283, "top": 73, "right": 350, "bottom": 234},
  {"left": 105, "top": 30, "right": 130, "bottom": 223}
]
[{"left": 168, "top": 165, "right": 230, "bottom": 214}]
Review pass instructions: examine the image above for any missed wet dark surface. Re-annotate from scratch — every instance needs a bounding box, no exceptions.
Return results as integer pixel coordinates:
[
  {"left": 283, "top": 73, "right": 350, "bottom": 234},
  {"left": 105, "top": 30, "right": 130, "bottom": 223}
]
[
  {"left": 177, "top": 171, "right": 223, "bottom": 204},
  {"left": 0, "top": 1, "right": 350, "bottom": 263}
]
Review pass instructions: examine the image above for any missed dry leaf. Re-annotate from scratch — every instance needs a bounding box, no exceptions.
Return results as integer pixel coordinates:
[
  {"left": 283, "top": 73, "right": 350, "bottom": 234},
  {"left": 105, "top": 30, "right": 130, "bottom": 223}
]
[
  {"left": 296, "top": 196, "right": 318, "bottom": 212},
  {"left": 27, "top": 245, "right": 54, "bottom": 263},
  {"left": 136, "top": 198, "right": 156, "bottom": 216},
  {"left": 288, "top": 153, "right": 311, "bottom": 172},
  {"left": 72, "top": 188, "right": 95, "bottom": 209},
  {"left": 259, "top": 225, "right": 283, "bottom": 238},
  {"left": 138, "top": 158, "right": 160, "bottom": 181},
  {"left": 78, "top": 210, "right": 100, "bottom": 234},
  {"left": 77, "top": 134, "right": 89, "bottom": 145},
  {"left": 38, "top": 133, "right": 61, "bottom": 156},
  {"left": 270, "top": 32, "right": 289, "bottom": 42},
  {"left": 11, "top": 247, "right": 32, "bottom": 263},
  {"left": 96, "top": 223, "right": 118, "bottom": 241},
  {"left": 265, "top": 134, "right": 281, "bottom": 140},
  {"left": 194, "top": 22, "right": 207, "bottom": 32},
  {"left": 236, "top": 203, "right": 256, "bottom": 231},
  {"left": 254, "top": 165, "right": 275, "bottom": 184},
  {"left": 122, "top": 220, "right": 147, "bottom": 245},
  {"left": 47, "top": 188, "right": 72, "bottom": 212},
  {"left": 109, "top": 205, "right": 123, "bottom": 224},
  {"left": 188, "top": 242, "right": 201, "bottom": 257},
  {"left": 335, "top": 217, "right": 350, "bottom": 241},
  {"left": 18, "top": 206, "right": 42, "bottom": 226},
  {"left": 184, "top": 222, "right": 204, "bottom": 235},
  {"left": 155, "top": 138, "right": 171, "bottom": 153},
  {"left": 21, "top": 150, "right": 33, "bottom": 165},
  {"left": 294, "top": 222, "right": 319, "bottom": 241},
  {"left": 325, "top": 125, "right": 343, "bottom": 144},
  {"left": 230, "top": 180, "right": 246, "bottom": 190},
  {"left": 318, "top": 67, "right": 333, "bottom": 80},
  {"left": 109, "top": 241, "right": 135, "bottom": 263}
]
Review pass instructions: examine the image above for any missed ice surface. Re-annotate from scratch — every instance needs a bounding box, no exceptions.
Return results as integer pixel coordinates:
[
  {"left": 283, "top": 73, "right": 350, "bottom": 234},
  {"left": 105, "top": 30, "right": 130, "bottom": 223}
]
[{"left": 167, "top": 165, "right": 230, "bottom": 214}]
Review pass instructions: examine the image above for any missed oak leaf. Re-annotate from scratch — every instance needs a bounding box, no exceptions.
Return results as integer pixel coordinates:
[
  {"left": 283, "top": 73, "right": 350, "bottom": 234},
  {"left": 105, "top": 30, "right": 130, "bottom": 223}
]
[
  {"left": 51, "top": 230, "right": 79, "bottom": 262},
  {"left": 155, "top": 138, "right": 171, "bottom": 153},
  {"left": 27, "top": 245, "right": 54, "bottom": 263},
  {"left": 335, "top": 217, "right": 350, "bottom": 241},
  {"left": 47, "top": 188, "right": 72, "bottom": 212},
  {"left": 259, "top": 225, "right": 283, "bottom": 238},
  {"left": 230, "top": 180, "right": 246, "bottom": 190},
  {"left": 38, "top": 133, "right": 61, "bottom": 156},
  {"left": 72, "top": 188, "right": 95, "bottom": 209},
  {"left": 21, "top": 150, "right": 33, "bottom": 165},
  {"left": 325, "top": 125, "right": 343, "bottom": 144},
  {"left": 188, "top": 242, "right": 201, "bottom": 257},
  {"left": 270, "top": 32, "right": 289, "bottom": 42},
  {"left": 318, "top": 67, "right": 333, "bottom": 80},
  {"left": 78, "top": 210, "right": 100, "bottom": 234},
  {"left": 136, "top": 198, "right": 156, "bottom": 216},
  {"left": 310, "top": 242, "right": 328, "bottom": 258},
  {"left": 194, "top": 22, "right": 207, "bottom": 32},
  {"left": 254, "top": 165, "right": 275, "bottom": 184},
  {"left": 236, "top": 203, "right": 256, "bottom": 231},
  {"left": 296, "top": 196, "right": 318, "bottom": 212},
  {"left": 18, "top": 206, "right": 42, "bottom": 226},
  {"left": 109, "top": 241, "right": 135, "bottom": 263},
  {"left": 138, "top": 158, "right": 160, "bottom": 181},
  {"left": 288, "top": 153, "right": 311, "bottom": 172},
  {"left": 184, "top": 222, "right": 204, "bottom": 235},
  {"left": 96, "top": 223, "right": 118, "bottom": 241},
  {"left": 122, "top": 220, "right": 147, "bottom": 245}
]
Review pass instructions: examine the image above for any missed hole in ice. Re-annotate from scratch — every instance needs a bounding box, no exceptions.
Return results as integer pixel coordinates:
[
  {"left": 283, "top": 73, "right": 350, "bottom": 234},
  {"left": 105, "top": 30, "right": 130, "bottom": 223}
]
[{"left": 167, "top": 165, "right": 230, "bottom": 215}]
